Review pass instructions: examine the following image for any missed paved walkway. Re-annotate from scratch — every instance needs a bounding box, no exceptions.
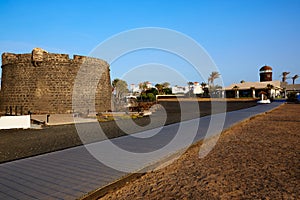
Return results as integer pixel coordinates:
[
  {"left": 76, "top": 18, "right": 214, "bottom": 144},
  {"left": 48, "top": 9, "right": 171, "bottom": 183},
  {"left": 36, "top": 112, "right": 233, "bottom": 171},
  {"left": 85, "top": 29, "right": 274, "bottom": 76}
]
[{"left": 0, "top": 103, "right": 282, "bottom": 200}]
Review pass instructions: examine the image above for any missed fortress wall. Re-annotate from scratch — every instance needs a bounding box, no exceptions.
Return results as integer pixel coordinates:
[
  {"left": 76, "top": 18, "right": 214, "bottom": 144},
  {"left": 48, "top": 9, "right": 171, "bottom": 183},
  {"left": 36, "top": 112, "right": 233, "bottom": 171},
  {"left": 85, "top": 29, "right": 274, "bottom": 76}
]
[
  {"left": 0, "top": 49, "right": 111, "bottom": 114},
  {"left": 2, "top": 53, "right": 32, "bottom": 65}
]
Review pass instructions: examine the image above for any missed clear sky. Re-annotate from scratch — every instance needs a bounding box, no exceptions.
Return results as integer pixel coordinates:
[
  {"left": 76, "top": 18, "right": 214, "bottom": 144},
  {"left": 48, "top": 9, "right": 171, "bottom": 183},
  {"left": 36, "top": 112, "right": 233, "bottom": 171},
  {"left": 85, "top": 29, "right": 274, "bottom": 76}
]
[{"left": 0, "top": 0, "right": 299, "bottom": 86}]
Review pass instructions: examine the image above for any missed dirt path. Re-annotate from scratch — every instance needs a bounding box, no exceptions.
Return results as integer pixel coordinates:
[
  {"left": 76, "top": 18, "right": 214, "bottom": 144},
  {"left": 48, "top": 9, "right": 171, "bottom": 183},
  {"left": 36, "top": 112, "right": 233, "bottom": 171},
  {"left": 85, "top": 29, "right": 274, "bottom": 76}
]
[{"left": 100, "top": 103, "right": 300, "bottom": 199}]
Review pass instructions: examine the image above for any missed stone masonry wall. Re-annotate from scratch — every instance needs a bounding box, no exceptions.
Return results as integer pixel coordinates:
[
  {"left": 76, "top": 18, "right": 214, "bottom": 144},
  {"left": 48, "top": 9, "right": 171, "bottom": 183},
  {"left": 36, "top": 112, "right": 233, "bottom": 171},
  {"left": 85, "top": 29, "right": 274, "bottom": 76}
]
[{"left": 0, "top": 48, "right": 111, "bottom": 114}]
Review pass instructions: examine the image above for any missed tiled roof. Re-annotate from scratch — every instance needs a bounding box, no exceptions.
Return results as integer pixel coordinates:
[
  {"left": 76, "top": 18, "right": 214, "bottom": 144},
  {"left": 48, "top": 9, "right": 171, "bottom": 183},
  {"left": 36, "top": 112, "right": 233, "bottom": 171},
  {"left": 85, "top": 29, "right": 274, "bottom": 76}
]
[
  {"left": 285, "top": 84, "right": 300, "bottom": 91},
  {"left": 259, "top": 65, "right": 272, "bottom": 71},
  {"left": 224, "top": 80, "right": 281, "bottom": 90}
]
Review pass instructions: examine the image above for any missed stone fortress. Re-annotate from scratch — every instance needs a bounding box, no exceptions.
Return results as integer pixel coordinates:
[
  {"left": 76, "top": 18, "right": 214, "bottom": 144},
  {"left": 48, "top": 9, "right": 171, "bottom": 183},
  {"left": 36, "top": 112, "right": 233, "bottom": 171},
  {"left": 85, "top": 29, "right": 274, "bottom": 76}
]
[{"left": 0, "top": 48, "right": 111, "bottom": 114}]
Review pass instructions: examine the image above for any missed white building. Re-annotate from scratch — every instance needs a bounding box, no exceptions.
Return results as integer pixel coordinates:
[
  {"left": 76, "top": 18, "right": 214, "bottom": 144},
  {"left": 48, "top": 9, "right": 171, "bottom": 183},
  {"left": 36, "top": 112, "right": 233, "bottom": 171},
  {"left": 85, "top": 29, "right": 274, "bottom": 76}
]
[
  {"left": 129, "top": 82, "right": 155, "bottom": 94},
  {"left": 172, "top": 86, "right": 189, "bottom": 94},
  {"left": 224, "top": 80, "right": 282, "bottom": 98},
  {"left": 193, "top": 82, "right": 204, "bottom": 95},
  {"left": 129, "top": 84, "right": 141, "bottom": 93},
  {"left": 172, "top": 82, "right": 204, "bottom": 95}
]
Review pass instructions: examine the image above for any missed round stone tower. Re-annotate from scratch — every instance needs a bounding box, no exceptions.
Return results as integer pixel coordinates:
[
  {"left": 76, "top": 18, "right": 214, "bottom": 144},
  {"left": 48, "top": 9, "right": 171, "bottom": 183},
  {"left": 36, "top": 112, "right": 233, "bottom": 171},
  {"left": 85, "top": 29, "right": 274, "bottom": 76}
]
[
  {"left": 259, "top": 65, "right": 272, "bottom": 82},
  {"left": 0, "top": 48, "right": 111, "bottom": 114}
]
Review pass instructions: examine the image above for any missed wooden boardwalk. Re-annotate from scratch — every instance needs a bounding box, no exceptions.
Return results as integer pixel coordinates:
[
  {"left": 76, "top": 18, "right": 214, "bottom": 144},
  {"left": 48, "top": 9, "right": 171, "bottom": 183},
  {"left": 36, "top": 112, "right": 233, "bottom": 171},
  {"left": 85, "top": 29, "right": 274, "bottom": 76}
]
[{"left": 0, "top": 103, "right": 282, "bottom": 200}]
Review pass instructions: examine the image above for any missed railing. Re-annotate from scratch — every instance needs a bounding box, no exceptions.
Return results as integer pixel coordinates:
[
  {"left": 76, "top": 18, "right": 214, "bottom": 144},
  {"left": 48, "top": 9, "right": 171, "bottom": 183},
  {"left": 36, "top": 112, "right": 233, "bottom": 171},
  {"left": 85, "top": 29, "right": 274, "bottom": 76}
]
[{"left": 5, "top": 106, "right": 26, "bottom": 116}]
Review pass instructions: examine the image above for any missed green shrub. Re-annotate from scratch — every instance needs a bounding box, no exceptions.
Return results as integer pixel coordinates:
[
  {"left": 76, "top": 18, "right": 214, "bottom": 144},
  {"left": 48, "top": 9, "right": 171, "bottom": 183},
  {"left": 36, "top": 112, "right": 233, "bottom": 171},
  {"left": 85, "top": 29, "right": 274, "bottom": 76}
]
[{"left": 147, "top": 93, "right": 156, "bottom": 102}]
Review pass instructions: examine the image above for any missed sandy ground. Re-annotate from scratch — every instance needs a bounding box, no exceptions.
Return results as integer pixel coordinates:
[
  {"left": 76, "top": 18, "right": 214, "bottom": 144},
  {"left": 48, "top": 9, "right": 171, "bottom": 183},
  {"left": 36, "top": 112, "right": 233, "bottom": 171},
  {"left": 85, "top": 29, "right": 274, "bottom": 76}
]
[
  {"left": 0, "top": 100, "right": 256, "bottom": 163},
  {"left": 100, "top": 103, "right": 300, "bottom": 200}
]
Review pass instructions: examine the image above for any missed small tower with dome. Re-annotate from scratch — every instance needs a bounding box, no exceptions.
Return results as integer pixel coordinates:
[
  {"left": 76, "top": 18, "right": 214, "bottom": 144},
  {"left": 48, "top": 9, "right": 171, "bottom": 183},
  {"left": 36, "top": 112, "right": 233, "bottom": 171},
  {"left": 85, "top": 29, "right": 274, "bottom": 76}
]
[{"left": 259, "top": 65, "right": 272, "bottom": 82}]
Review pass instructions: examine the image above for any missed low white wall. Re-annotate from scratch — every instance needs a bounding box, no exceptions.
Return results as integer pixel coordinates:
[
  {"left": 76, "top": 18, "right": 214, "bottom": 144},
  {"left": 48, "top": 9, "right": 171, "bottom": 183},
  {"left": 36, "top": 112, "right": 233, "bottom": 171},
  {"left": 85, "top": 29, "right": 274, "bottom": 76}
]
[{"left": 0, "top": 115, "right": 31, "bottom": 129}]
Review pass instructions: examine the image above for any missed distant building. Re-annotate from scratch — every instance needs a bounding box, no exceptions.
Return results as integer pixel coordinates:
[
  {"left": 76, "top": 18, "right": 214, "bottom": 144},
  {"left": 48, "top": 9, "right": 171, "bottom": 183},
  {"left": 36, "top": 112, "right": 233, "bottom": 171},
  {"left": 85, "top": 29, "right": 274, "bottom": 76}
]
[
  {"left": 129, "top": 82, "right": 155, "bottom": 95},
  {"left": 285, "top": 84, "right": 300, "bottom": 93},
  {"left": 129, "top": 84, "right": 141, "bottom": 94},
  {"left": 146, "top": 82, "right": 153, "bottom": 89},
  {"left": 172, "top": 82, "right": 204, "bottom": 95},
  {"left": 172, "top": 86, "right": 189, "bottom": 94},
  {"left": 224, "top": 65, "right": 283, "bottom": 98},
  {"left": 224, "top": 80, "right": 281, "bottom": 98},
  {"left": 259, "top": 65, "right": 273, "bottom": 82},
  {"left": 281, "top": 82, "right": 300, "bottom": 97},
  {"left": 193, "top": 82, "right": 204, "bottom": 95}
]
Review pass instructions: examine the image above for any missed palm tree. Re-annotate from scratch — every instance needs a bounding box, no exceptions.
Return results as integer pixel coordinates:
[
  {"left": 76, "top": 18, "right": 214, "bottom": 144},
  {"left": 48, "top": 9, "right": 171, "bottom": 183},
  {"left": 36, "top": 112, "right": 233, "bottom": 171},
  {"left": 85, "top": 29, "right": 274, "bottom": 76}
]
[
  {"left": 139, "top": 82, "right": 148, "bottom": 92},
  {"left": 162, "top": 82, "right": 170, "bottom": 89},
  {"left": 200, "top": 82, "right": 207, "bottom": 89},
  {"left": 292, "top": 75, "right": 299, "bottom": 84},
  {"left": 266, "top": 84, "right": 274, "bottom": 89},
  {"left": 187, "top": 82, "right": 193, "bottom": 87},
  {"left": 155, "top": 83, "right": 163, "bottom": 94},
  {"left": 208, "top": 71, "right": 220, "bottom": 86},
  {"left": 113, "top": 79, "right": 128, "bottom": 95},
  {"left": 112, "top": 78, "right": 128, "bottom": 110},
  {"left": 281, "top": 72, "right": 290, "bottom": 83},
  {"left": 112, "top": 78, "right": 120, "bottom": 99},
  {"left": 200, "top": 82, "right": 209, "bottom": 97}
]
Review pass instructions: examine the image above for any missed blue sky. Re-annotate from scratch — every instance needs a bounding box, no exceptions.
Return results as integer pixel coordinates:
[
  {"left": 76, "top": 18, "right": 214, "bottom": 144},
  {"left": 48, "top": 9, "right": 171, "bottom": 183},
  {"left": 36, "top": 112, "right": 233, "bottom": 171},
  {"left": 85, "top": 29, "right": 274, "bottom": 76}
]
[{"left": 0, "top": 0, "right": 299, "bottom": 86}]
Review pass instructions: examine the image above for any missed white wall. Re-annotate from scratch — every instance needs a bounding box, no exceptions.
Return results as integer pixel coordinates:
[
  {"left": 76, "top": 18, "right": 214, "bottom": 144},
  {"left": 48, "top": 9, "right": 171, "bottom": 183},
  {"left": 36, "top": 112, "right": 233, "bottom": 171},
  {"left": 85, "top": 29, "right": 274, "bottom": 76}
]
[
  {"left": 172, "top": 86, "right": 189, "bottom": 94},
  {"left": 193, "top": 85, "right": 204, "bottom": 94},
  {"left": 0, "top": 115, "right": 31, "bottom": 129}
]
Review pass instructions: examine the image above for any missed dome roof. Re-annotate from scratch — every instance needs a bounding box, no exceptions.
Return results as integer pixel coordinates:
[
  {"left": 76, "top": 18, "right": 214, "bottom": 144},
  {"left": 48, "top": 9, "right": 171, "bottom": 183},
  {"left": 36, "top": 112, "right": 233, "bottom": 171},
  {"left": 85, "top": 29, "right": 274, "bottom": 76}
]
[{"left": 259, "top": 65, "right": 272, "bottom": 71}]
